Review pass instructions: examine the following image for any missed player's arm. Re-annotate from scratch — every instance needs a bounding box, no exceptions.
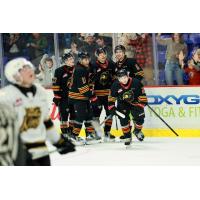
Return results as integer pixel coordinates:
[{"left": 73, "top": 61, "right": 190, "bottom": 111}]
[
  {"left": 108, "top": 82, "right": 118, "bottom": 115},
  {"left": 132, "top": 81, "right": 148, "bottom": 108},
  {"left": 132, "top": 59, "right": 144, "bottom": 81},
  {"left": 77, "top": 70, "right": 93, "bottom": 98},
  {"left": 52, "top": 68, "right": 62, "bottom": 106},
  {"left": 156, "top": 33, "right": 171, "bottom": 46},
  {"left": 44, "top": 117, "right": 75, "bottom": 154}
]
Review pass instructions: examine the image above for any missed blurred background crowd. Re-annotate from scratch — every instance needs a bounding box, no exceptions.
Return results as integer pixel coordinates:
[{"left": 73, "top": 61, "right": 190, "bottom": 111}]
[{"left": 1, "top": 33, "right": 200, "bottom": 88}]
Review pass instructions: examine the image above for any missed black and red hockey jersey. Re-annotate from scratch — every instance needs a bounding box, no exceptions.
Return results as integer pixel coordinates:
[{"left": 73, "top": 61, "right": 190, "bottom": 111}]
[
  {"left": 90, "top": 59, "right": 115, "bottom": 97},
  {"left": 52, "top": 65, "right": 74, "bottom": 101},
  {"left": 68, "top": 62, "right": 93, "bottom": 101},
  {"left": 115, "top": 56, "right": 144, "bottom": 80},
  {"left": 108, "top": 77, "right": 148, "bottom": 110}
]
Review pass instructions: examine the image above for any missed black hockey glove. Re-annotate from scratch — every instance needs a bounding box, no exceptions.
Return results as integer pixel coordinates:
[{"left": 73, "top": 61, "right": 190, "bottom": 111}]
[
  {"left": 90, "top": 95, "right": 100, "bottom": 108},
  {"left": 54, "top": 137, "right": 75, "bottom": 155},
  {"left": 109, "top": 106, "right": 116, "bottom": 116},
  {"left": 53, "top": 97, "right": 60, "bottom": 106}
]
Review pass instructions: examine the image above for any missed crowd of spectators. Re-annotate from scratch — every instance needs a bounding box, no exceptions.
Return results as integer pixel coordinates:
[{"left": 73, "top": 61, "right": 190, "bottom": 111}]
[{"left": 1, "top": 33, "right": 200, "bottom": 88}]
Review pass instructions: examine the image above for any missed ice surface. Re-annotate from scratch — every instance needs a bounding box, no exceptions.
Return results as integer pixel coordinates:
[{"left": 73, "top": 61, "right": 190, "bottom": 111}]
[{"left": 50, "top": 137, "right": 200, "bottom": 165}]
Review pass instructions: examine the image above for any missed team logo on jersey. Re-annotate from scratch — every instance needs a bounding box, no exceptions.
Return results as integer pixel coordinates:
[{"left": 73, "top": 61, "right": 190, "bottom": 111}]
[
  {"left": 19, "top": 107, "right": 41, "bottom": 133},
  {"left": 99, "top": 71, "right": 109, "bottom": 85},
  {"left": 122, "top": 90, "right": 134, "bottom": 102}
]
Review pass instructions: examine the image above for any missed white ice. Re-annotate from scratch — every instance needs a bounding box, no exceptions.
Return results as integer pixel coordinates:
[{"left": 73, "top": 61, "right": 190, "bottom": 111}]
[{"left": 50, "top": 137, "right": 200, "bottom": 165}]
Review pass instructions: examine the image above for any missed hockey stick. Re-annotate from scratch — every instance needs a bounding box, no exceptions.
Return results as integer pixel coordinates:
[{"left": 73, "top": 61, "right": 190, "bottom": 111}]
[
  {"left": 115, "top": 110, "right": 125, "bottom": 119},
  {"left": 147, "top": 104, "right": 179, "bottom": 137},
  {"left": 32, "top": 147, "right": 66, "bottom": 160},
  {"left": 115, "top": 115, "right": 118, "bottom": 131},
  {"left": 100, "top": 115, "right": 112, "bottom": 126},
  {"left": 91, "top": 120, "right": 104, "bottom": 138}
]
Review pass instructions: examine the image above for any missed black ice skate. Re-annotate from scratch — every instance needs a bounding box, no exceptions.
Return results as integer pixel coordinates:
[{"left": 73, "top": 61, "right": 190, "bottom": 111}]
[
  {"left": 70, "top": 134, "right": 86, "bottom": 146},
  {"left": 119, "top": 135, "right": 125, "bottom": 142},
  {"left": 86, "top": 133, "right": 101, "bottom": 145},
  {"left": 124, "top": 132, "right": 132, "bottom": 146},
  {"left": 133, "top": 130, "right": 145, "bottom": 142}
]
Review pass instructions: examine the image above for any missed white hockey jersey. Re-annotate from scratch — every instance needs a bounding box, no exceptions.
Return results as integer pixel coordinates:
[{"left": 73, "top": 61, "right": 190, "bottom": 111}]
[{"left": 0, "top": 83, "right": 60, "bottom": 156}]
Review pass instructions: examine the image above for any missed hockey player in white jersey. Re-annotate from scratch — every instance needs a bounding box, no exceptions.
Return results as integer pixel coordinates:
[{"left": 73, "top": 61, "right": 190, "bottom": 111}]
[
  {"left": 0, "top": 58, "right": 75, "bottom": 166},
  {"left": 0, "top": 103, "right": 19, "bottom": 166}
]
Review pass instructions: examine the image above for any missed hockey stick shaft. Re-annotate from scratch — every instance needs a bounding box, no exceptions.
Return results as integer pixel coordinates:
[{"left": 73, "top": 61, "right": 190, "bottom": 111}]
[
  {"left": 115, "top": 115, "right": 118, "bottom": 130},
  {"left": 32, "top": 147, "right": 65, "bottom": 160},
  {"left": 100, "top": 115, "right": 112, "bottom": 126},
  {"left": 147, "top": 104, "right": 179, "bottom": 136},
  {"left": 115, "top": 110, "right": 125, "bottom": 119}
]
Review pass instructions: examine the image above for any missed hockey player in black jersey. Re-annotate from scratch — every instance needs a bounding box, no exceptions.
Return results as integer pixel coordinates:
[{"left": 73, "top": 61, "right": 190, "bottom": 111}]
[
  {"left": 0, "top": 58, "right": 75, "bottom": 166},
  {"left": 68, "top": 52, "right": 101, "bottom": 145},
  {"left": 90, "top": 48, "right": 116, "bottom": 141},
  {"left": 114, "top": 45, "right": 144, "bottom": 81},
  {"left": 52, "top": 53, "right": 75, "bottom": 138},
  {"left": 108, "top": 69, "right": 148, "bottom": 146}
]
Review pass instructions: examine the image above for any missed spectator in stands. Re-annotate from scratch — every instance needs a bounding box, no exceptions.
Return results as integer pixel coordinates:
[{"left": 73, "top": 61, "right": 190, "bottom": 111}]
[
  {"left": 157, "top": 33, "right": 187, "bottom": 85},
  {"left": 80, "top": 33, "right": 98, "bottom": 63},
  {"left": 182, "top": 59, "right": 200, "bottom": 85},
  {"left": 63, "top": 41, "right": 79, "bottom": 63},
  {"left": 117, "top": 33, "right": 135, "bottom": 58},
  {"left": 96, "top": 36, "right": 113, "bottom": 60},
  {"left": 129, "top": 33, "right": 154, "bottom": 85},
  {"left": 192, "top": 48, "right": 200, "bottom": 70},
  {"left": 26, "top": 33, "right": 48, "bottom": 68},
  {"left": 4, "top": 33, "right": 26, "bottom": 60},
  {"left": 36, "top": 54, "right": 56, "bottom": 88},
  {"left": 72, "top": 33, "right": 86, "bottom": 49}
]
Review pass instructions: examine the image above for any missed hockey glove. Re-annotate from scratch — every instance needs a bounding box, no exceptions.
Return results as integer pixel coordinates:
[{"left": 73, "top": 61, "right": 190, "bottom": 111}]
[
  {"left": 90, "top": 95, "right": 100, "bottom": 108},
  {"left": 109, "top": 106, "right": 117, "bottom": 116},
  {"left": 53, "top": 97, "right": 60, "bottom": 106},
  {"left": 54, "top": 137, "right": 75, "bottom": 155}
]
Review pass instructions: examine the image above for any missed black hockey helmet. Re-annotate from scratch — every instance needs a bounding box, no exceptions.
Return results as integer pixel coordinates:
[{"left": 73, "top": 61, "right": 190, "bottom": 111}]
[
  {"left": 116, "top": 69, "right": 128, "bottom": 78},
  {"left": 114, "top": 45, "right": 126, "bottom": 53},
  {"left": 78, "top": 52, "right": 90, "bottom": 61},
  {"left": 95, "top": 47, "right": 107, "bottom": 57},
  {"left": 62, "top": 52, "right": 73, "bottom": 62}
]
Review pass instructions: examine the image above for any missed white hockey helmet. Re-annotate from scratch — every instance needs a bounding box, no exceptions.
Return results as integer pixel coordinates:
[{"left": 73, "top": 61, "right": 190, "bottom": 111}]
[{"left": 4, "top": 57, "right": 35, "bottom": 84}]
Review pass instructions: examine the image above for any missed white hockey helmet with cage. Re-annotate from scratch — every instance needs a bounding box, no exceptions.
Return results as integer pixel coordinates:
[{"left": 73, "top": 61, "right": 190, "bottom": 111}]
[{"left": 4, "top": 58, "right": 35, "bottom": 84}]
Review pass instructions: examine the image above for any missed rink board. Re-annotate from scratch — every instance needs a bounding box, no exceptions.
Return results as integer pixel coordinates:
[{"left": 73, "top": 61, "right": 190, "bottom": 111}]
[{"left": 47, "top": 86, "right": 200, "bottom": 137}]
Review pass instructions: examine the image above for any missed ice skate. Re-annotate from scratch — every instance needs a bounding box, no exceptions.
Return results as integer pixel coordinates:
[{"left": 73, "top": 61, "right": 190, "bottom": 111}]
[
  {"left": 133, "top": 130, "right": 145, "bottom": 142},
  {"left": 70, "top": 134, "right": 86, "bottom": 146}
]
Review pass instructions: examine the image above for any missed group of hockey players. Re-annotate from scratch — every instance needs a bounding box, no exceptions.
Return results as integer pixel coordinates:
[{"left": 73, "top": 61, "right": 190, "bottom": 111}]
[
  {"left": 52, "top": 45, "right": 148, "bottom": 146},
  {"left": 0, "top": 44, "right": 148, "bottom": 166}
]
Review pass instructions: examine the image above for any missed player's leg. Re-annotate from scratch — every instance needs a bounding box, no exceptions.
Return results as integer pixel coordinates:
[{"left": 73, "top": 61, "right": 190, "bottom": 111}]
[
  {"left": 59, "top": 100, "right": 69, "bottom": 136},
  {"left": 117, "top": 103, "right": 132, "bottom": 145},
  {"left": 131, "top": 106, "right": 145, "bottom": 141},
  {"left": 71, "top": 101, "right": 87, "bottom": 145},
  {"left": 103, "top": 96, "right": 115, "bottom": 141}
]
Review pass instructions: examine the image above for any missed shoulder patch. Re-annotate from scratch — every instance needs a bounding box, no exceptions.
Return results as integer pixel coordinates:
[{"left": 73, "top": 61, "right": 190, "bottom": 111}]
[
  {"left": 82, "top": 77, "right": 86, "bottom": 84},
  {"left": 135, "top": 64, "right": 140, "bottom": 70}
]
